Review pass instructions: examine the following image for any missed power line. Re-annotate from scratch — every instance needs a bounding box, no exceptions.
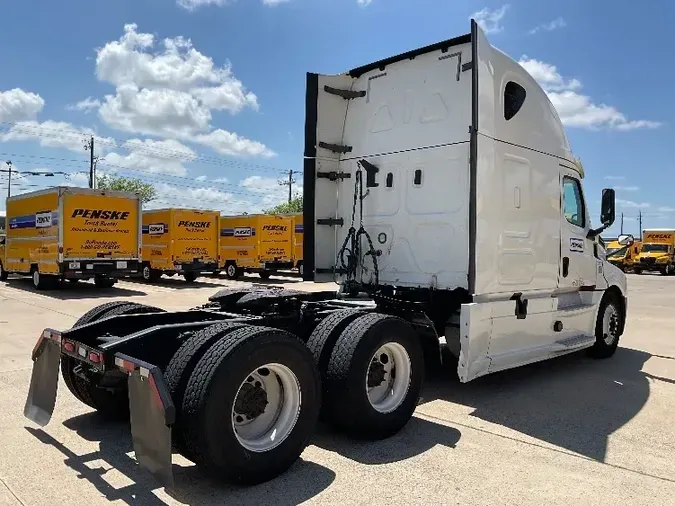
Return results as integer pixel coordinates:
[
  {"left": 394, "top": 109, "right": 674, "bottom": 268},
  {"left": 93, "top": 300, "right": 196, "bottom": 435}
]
[
  {"left": 0, "top": 120, "right": 296, "bottom": 175},
  {"left": 278, "top": 169, "right": 297, "bottom": 203}
]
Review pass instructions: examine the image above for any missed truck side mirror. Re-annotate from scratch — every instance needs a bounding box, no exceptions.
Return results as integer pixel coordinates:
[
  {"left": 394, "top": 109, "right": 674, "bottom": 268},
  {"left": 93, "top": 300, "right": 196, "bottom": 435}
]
[
  {"left": 618, "top": 234, "right": 634, "bottom": 246},
  {"left": 600, "top": 188, "right": 616, "bottom": 226}
]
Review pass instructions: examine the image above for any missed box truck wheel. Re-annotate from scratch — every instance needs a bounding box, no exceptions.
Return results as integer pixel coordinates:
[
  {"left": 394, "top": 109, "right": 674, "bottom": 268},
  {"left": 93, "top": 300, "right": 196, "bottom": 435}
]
[
  {"left": 588, "top": 291, "right": 624, "bottom": 359},
  {"left": 0, "top": 261, "right": 7, "bottom": 281},
  {"left": 184, "top": 271, "right": 198, "bottom": 283},
  {"left": 633, "top": 267, "right": 642, "bottom": 274},
  {"left": 94, "top": 276, "right": 116, "bottom": 288},
  {"left": 323, "top": 313, "right": 424, "bottom": 439},
  {"left": 181, "top": 325, "right": 320, "bottom": 485},
  {"left": 297, "top": 261, "right": 304, "bottom": 277},
  {"left": 31, "top": 267, "right": 55, "bottom": 290},
  {"left": 164, "top": 321, "right": 248, "bottom": 458},
  {"left": 259, "top": 270, "right": 271, "bottom": 280},
  {"left": 142, "top": 264, "right": 161, "bottom": 282},
  {"left": 225, "top": 263, "right": 242, "bottom": 280},
  {"left": 61, "top": 302, "right": 166, "bottom": 418}
]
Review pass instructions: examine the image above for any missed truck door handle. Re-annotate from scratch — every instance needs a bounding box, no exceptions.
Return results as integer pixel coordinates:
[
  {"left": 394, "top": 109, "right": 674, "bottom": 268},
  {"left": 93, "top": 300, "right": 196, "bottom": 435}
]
[{"left": 562, "top": 257, "right": 569, "bottom": 277}]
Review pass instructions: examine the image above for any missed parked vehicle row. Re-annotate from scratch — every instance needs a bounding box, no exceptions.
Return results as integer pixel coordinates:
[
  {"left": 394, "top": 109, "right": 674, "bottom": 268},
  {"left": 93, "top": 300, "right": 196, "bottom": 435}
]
[{"left": 0, "top": 188, "right": 304, "bottom": 288}]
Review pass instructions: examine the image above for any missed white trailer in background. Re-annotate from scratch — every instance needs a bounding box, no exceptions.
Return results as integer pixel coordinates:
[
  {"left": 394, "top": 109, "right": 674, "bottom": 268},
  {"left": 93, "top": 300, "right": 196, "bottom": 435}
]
[{"left": 24, "top": 20, "right": 631, "bottom": 488}]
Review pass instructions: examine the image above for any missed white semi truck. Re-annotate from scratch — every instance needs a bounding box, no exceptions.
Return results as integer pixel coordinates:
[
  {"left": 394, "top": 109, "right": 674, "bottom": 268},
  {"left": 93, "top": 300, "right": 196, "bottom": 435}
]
[{"left": 24, "top": 20, "right": 632, "bottom": 488}]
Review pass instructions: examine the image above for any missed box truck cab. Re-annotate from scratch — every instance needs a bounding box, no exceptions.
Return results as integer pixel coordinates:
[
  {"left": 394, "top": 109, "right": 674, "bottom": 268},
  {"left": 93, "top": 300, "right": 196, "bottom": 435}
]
[
  {"left": 606, "top": 239, "right": 642, "bottom": 272},
  {"left": 635, "top": 229, "right": 675, "bottom": 275},
  {"left": 141, "top": 208, "right": 221, "bottom": 283},
  {"left": 2, "top": 187, "right": 141, "bottom": 289},
  {"left": 24, "top": 21, "right": 633, "bottom": 489}
]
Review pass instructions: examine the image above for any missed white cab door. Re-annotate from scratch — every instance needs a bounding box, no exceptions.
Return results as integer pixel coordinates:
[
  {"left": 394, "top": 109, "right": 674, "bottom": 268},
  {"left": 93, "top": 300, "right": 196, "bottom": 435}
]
[{"left": 559, "top": 169, "right": 598, "bottom": 289}]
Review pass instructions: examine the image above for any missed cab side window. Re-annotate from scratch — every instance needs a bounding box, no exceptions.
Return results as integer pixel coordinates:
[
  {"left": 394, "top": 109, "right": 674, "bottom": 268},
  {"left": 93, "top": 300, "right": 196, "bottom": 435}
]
[{"left": 563, "top": 177, "right": 585, "bottom": 228}]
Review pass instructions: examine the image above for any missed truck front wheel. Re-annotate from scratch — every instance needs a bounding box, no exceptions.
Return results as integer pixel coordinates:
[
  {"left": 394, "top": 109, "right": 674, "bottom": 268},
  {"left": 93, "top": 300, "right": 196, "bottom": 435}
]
[
  {"left": 225, "top": 263, "right": 241, "bottom": 280},
  {"left": 588, "top": 292, "right": 624, "bottom": 359},
  {"left": 0, "top": 261, "right": 7, "bottom": 281},
  {"left": 183, "top": 271, "right": 198, "bottom": 283},
  {"left": 323, "top": 313, "right": 424, "bottom": 439},
  {"left": 181, "top": 326, "right": 320, "bottom": 485},
  {"left": 94, "top": 276, "right": 116, "bottom": 288}
]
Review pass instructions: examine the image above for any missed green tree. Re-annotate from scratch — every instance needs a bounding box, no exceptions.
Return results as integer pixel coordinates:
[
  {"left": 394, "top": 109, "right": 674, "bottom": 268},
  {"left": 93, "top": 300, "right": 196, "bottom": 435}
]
[
  {"left": 263, "top": 195, "right": 303, "bottom": 214},
  {"left": 96, "top": 174, "right": 158, "bottom": 204}
]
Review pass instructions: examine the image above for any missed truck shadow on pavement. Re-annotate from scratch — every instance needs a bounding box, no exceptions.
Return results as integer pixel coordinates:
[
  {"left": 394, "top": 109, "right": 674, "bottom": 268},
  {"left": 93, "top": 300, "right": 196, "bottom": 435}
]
[
  {"left": 420, "top": 346, "right": 652, "bottom": 464},
  {"left": 26, "top": 413, "right": 335, "bottom": 506},
  {"left": 5, "top": 278, "right": 147, "bottom": 299},
  {"left": 311, "top": 417, "right": 461, "bottom": 465}
]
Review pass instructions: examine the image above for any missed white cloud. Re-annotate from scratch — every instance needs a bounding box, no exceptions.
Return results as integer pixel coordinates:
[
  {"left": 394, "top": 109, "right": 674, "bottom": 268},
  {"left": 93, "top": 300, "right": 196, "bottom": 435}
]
[
  {"left": 241, "top": 175, "right": 302, "bottom": 209},
  {"left": 102, "top": 138, "right": 197, "bottom": 176},
  {"left": 613, "top": 185, "right": 639, "bottom": 192},
  {"left": 519, "top": 56, "right": 661, "bottom": 130},
  {"left": 1, "top": 120, "right": 116, "bottom": 153},
  {"left": 99, "top": 84, "right": 212, "bottom": 138},
  {"left": 95, "top": 23, "right": 258, "bottom": 114},
  {"left": 176, "top": 0, "right": 289, "bottom": 10},
  {"left": 91, "top": 24, "right": 274, "bottom": 158},
  {"left": 68, "top": 97, "right": 102, "bottom": 113},
  {"left": 529, "top": 17, "right": 566, "bottom": 35},
  {"left": 0, "top": 89, "right": 45, "bottom": 123},
  {"left": 194, "top": 129, "right": 276, "bottom": 158},
  {"left": 195, "top": 175, "right": 207, "bottom": 182},
  {"left": 357, "top": 0, "right": 373, "bottom": 6},
  {"left": 658, "top": 206, "right": 675, "bottom": 213},
  {"left": 616, "top": 199, "right": 650, "bottom": 209},
  {"left": 471, "top": 5, "right": 509, "bottom": 34},
  {"left": 604, "top": 175, "right": 625, "bottom": 181},
  {"left": 148, "top": 181, "right": 262, "bottom": 215}
]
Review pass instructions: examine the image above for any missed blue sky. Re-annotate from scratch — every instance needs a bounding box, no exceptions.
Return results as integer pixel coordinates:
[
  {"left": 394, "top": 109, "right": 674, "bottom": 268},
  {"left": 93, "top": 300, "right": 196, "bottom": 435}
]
[{"left": 0, "top": 0, "right": 672, "bottom": 236}]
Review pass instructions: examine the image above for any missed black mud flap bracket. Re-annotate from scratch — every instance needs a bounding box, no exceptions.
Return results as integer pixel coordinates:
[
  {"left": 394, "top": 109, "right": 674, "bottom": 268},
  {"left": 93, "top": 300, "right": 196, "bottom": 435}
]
[
  {"left": 317, "top": 171, "right": 351, "bottom": 181},
  {"left": 510, "top": 292, "right": 528, "bottom": 319},
  {"left": 115, "top": 353, "right": 176, "bottom": 488},
  {"left": 24, "top": 329, "right": 62, "bottom": 427},
  {"left": 317, "top": 217, "right": 344, "bottom": 227}
]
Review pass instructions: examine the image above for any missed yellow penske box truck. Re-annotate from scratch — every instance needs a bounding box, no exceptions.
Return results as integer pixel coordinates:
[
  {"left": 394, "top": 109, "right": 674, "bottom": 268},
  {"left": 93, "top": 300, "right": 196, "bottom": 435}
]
[
  {"left": 606, "top": 238, "right": 642, "bottom": 272},
  {"left": 635, "top": 229, "right": 675, "bottom": 275},
  {"left": 220, "top": 214, "right": 294, "bottom": 279},
  {"left": 0, "top": 187, "right": 141, "bottom": 289},
  {"left": 141, "top": 208, "right": 221, "bottom": 283},
  {"left": 291, "top": 212, "right": 304, "bottom": 275}
]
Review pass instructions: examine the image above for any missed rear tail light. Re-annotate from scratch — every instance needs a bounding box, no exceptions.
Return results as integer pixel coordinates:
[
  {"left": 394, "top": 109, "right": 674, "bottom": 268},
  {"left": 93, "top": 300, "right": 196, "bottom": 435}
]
[
  {"left": 58, "top": 246, "right": 64, "bottom": 254},
  {"left": 88, "top": 352, "right": 102, "bottom": 364},
  {"left": 63, "top": 340, "right": 75, "bottom": 353}
]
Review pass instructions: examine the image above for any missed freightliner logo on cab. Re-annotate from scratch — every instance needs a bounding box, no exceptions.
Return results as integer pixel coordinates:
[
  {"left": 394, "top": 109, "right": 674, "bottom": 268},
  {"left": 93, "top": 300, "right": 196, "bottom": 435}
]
[
  {"left": 178, "top": 221, "right": 211, "bottom": 228},
  {"left": 71, "top": 209, "right": 130, "bottom": 220}
]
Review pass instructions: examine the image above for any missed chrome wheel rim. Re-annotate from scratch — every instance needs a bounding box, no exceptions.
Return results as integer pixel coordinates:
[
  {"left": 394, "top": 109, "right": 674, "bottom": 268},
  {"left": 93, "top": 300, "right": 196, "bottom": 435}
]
[
  {"left": 227, "top": 264, "right": 237, "bottom": 277},
  {"left": 143, "top": 266, "right": 151, "bottom": 280},
  {"left": 602, "top": 303, "right": 620, "bottom": 345},
  {"left": 33, "top": 270, "right": 39, "bottom": 287},
  {"left": 232, "top": 363, "right": 302, "bottom": 452},
  {"left": 365, "top": 342, "right": 412, "bottom": 413}
]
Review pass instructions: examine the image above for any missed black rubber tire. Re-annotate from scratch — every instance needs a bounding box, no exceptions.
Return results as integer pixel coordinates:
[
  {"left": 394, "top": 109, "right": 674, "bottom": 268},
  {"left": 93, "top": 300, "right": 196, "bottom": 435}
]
[
  {"left": 225, "top": 263, "right": 240, "bottom": 280},
  {"left": 323, "top": 313, "right": 424, "bottom": 440},
  {"left": 67, "top": 278, "right": 80, "bottom": 284},
  {"left": 142, "top": 264, "right": 162, "bottom": 282},
  {"left": 164, "top": 321, "right": 248, "bottom": 457},
  {"left": 306, "top": 309, "right": 365, "bottom": 404},
  {"left": 634, "top": 268, "right": 642, "bottom": 275},
  {"left": 181, "top": 325, "right": 321, "bottom": 485},
  {"left": 61, "top": 302, "right": 166, "bottom": 418},
  {"left": 184, "top": 271, "right": 198, "bottom": 283},
  {"left": 94, "top": 277, "right": 116, "bottom": 288},
  {"left": 588, "top": 292, "right": 624, "bottom": 359},
  {"left": 258, "top": 270, "right": 271, "bottom": 280},
  {"left": 0, "top": 262, "right": 7, "bottom": 281}
]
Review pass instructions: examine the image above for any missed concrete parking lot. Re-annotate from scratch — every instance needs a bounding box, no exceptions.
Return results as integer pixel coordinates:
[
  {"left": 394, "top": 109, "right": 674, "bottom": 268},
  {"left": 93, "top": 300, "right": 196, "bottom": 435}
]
[{"left": 1, "top": 273, "right": 674, "bottom": 506}]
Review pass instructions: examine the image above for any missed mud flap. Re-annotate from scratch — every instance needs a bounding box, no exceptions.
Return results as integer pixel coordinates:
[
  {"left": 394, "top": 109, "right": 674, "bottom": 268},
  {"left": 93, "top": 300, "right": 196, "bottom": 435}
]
[
  {"left": 117, "top": 353, "right": 176, "bottom": 488},
  {"left": 24, "top": 333, "right": 62, "bottom": 427}
]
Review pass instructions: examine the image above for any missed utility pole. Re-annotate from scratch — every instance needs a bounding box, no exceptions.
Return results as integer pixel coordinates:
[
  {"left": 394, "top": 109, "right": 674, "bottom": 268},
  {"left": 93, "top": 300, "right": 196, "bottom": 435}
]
[
  {"left": 278, "top": 169, "right": 296, "bottom": 203},
  {"left": 638, "top": 210, "right": 643, "bottom": 239},
  {"left": 5, "top": 161, "right": 12, "bottom": 199},
  {"left": 620, "top": 212, "right": 624, "bottom": 234},
  {"left": 84, "top": 136, "right": 95, "bottom": 188}
]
